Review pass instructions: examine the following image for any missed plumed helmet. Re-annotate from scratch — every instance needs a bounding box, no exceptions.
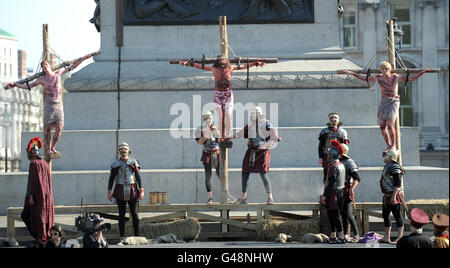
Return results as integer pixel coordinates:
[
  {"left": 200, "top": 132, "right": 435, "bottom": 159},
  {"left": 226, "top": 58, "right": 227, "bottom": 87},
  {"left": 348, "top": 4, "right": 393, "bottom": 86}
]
[
  {"left": 202, "top": 111, "right": 213, "bottom": 121},
  {"left": 340, "top": 143, "right": 349, "bottom": 158},
  {"left": 26, "top": 137, "right": 43, "bottom": 157},
  {"left": 384, "top": 149, "right": 399, "bottom": 162},
  {"left": 328, "top": 140, "right": 344, "bottom": 156}
]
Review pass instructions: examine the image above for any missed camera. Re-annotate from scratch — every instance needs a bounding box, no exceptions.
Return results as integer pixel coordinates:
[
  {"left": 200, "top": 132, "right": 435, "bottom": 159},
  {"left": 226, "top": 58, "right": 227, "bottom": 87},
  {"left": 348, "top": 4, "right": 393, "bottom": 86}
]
[{"left": 75, "top": 213, "right": 111, "bottom": 233}]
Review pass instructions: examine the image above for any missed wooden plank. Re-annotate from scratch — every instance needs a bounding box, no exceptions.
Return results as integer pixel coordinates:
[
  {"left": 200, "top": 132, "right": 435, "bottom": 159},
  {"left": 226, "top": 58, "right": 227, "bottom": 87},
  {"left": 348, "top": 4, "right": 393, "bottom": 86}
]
[
  {"left": 257, "top": 209, "right": 262, "bottom": 224},
  {"left": 269, "top": 210, "right": 312, "bottom": 220},
  {"left": 169, "top": 57, "right": 278, "bottom": 65},
  {"left": 139, "top": 212, "right": 187, "bottom": 223},
  {"left": 336, "top": 69, "right": 440, "bottom": 74},
  {"left": 6, "top": 208, "right": 17, "bottom": 238},
  {"left": 189, "top": 211, "right": 258, "bottom": 231},
  {"left": 362, "top": 209, "right": 370, "bottom": 235},
  {"left": 221, "top": 209, "right": 229, "bottom": 232},
  {"left": 313, "top": 209, "right": 319, "bottom": 222}
]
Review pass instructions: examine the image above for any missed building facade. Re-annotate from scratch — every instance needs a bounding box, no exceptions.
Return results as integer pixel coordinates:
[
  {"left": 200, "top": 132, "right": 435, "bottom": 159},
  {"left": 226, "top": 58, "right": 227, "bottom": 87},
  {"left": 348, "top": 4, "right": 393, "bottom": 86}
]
[
  {"left": 339, "top": 0, "right": 449, "bottom": 167},
  {"left": 0, "top": 29, "right": 43, "bottom": 172}
]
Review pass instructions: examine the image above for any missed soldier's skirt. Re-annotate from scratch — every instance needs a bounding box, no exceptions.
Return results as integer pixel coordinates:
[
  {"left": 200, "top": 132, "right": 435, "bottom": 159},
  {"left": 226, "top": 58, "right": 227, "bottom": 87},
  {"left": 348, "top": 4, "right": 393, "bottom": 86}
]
[
  {"left": 112, "top": 183, "right": 139, "bottom": 201},
  {"left": 242, "top": 149, "right": 270, "bottom": 174}
]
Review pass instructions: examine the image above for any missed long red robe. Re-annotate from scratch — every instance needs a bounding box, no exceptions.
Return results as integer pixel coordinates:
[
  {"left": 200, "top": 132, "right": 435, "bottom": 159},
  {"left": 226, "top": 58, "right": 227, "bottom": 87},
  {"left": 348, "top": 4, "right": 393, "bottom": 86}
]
[{"left": 21, "top": 158, "right": 54, "bottom": 241}]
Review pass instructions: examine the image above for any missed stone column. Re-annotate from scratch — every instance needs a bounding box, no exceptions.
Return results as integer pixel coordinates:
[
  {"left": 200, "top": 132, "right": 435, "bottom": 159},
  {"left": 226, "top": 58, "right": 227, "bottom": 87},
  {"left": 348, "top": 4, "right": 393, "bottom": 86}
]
[
  {"left": 359, "top": 2, "right": 379, "bottom": 69},
  {"left": 418, "top": 0, "right": 441, "bottom": 148}
]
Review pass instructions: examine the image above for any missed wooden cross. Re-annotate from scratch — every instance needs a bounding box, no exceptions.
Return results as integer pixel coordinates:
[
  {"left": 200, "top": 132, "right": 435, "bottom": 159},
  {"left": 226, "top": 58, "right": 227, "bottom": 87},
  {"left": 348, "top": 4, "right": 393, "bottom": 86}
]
[
  {"left": 338, "top": 19, "right": 440, "bottom": 215},
  {"left": 170, "top": 16, "right": 278, "bottom": 204}
]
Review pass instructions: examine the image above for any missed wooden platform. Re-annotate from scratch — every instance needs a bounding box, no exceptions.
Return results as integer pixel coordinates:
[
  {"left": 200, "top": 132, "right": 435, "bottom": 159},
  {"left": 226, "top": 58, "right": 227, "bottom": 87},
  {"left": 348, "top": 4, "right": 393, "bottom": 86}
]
[{"left": 6, "top": 201, "right": 447, "bottom": 241}]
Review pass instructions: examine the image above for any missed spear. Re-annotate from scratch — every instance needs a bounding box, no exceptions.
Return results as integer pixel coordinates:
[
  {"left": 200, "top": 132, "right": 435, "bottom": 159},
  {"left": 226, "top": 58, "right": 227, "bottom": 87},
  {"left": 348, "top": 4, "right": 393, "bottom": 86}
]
[{"left": 4, "top": 50, "right": 101, "bottom": 90}]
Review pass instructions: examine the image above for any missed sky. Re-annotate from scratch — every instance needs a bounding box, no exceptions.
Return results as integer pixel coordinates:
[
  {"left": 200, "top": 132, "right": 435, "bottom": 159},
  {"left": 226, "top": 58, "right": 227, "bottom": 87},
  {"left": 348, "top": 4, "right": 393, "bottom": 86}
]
[{"left": 0, "top": 0, "right": 100, "bottom": 72}]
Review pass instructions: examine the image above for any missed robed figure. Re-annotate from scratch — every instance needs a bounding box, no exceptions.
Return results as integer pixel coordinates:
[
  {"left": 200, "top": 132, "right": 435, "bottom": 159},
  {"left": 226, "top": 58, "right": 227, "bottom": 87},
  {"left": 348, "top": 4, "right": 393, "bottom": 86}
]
[{"left": 21, "top": 137, "right": 55, "bottom": 242}]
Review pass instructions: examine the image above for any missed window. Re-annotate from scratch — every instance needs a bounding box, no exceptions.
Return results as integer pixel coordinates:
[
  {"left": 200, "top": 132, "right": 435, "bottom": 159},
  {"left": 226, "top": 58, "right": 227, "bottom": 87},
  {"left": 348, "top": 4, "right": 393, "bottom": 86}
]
[
  {"left": 390, "top": 2, "right": 411, "bottom": 47},
  {"left": 398, "top": 81, "right": 413, "bottom": 126},
  {"left": 341, "top": 5, "right": 357, "bottom": 48},
  {"left": 3, "top": 63, "right": 6, "bottom": 76},
  {"left": 9, "top": 64, "right": 12, "bottom": 77}
]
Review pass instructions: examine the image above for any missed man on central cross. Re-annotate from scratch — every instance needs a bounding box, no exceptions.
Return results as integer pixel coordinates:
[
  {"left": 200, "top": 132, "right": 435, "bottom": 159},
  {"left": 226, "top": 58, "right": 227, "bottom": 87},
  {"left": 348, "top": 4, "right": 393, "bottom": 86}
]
[{"left": 179, "top": 55, "right": 265, "bottom": 141}]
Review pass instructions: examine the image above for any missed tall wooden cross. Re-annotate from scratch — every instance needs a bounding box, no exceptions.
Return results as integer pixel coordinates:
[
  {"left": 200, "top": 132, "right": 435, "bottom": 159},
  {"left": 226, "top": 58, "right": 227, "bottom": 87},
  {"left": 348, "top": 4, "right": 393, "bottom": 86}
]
[
  {"left": 170, "top": 16, "right": 278, "bottom": 204},
  {"left": 338, "top": 19, "right": 439, "bottom": 211},
  {"left": 338, "top": 22, "right": 439, "bottom": 160},
  {"left": 42, "top": 24, "right": 52, "bottom": 167}
]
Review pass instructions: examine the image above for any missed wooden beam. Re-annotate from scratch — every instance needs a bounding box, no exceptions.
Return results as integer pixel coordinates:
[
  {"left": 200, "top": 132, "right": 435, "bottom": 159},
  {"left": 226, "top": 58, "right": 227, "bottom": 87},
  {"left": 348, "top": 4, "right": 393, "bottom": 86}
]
[
  {"left": 6, "top": 208, "right": 17, "bottom": 238},
  {"left": 219, "top": 16, "right": 228, "bottom": 58},
  {"left": 336, "top": 69, "right": 440, "bottom": 74},
  {"left": 169, "top": 57, "right": 278, "bottom": 65},
  {"left": 5, "top": 51, "right": 101, "bottom": 89},
  {"left": 139, "top": 212, "right": 187, "bottom": 223},
  {"left": 268, "top": 210, "right": 312, "bottom": 220},
  {"left": 188, "top": 211, "right": 258, "bottom": 230}
]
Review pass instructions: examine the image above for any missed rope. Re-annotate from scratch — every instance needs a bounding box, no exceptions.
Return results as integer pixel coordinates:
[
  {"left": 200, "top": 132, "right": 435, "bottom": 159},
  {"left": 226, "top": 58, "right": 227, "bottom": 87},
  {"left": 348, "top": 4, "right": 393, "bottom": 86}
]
[{"left": 48, "top": 45, "right": 65, "bottom": 63}]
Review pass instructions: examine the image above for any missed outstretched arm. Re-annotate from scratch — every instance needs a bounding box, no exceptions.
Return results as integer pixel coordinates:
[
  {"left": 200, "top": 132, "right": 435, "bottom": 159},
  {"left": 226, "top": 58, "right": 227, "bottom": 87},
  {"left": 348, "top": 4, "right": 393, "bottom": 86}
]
[
  {"left": 60, "top": 54, "right": 93, "bottom": 75},
  {"left": 5, "top": 81, "right": 40, "bottom": 90},
  {"left": 179, "top": 61, "right": 213, "bottom": 71},
  {"left": 233, "top": 61, "right": 265, "bottom": 70},
  {"left": 341, "top": 70, "right": 376, "bottom": 82},
  {"left": 399, "top": 68, "right": 431, "bottom": 83}
]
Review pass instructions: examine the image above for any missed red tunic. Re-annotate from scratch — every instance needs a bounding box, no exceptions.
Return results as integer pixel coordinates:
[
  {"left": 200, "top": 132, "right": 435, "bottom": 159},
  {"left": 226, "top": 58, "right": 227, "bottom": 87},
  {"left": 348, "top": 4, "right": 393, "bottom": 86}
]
[
  {"left": 242, "top": 149, "right": 271, "bottom": 173},
  {"left": 21, "top": 158, "right": 54, "bottom": 241}
]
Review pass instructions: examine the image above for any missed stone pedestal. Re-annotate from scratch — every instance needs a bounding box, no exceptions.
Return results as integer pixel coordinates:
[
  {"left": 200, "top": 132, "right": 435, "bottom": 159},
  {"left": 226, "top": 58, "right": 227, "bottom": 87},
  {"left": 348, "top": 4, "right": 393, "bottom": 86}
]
[{"left": 0, "top": 0, "right": 447, "bottom": 214}]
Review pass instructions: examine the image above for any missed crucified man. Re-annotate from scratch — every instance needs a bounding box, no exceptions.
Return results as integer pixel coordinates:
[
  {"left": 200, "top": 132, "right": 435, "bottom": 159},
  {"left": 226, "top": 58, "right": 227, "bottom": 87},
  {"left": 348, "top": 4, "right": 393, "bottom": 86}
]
[
  {"left": 5, "top": 54, "right": 92, "bottom": 158},
  {"left": 179, "top": 55, "right": 265, "bottom": 140},
  {"left": 343, "top": 61, "right": 431, "bottom": 152}
]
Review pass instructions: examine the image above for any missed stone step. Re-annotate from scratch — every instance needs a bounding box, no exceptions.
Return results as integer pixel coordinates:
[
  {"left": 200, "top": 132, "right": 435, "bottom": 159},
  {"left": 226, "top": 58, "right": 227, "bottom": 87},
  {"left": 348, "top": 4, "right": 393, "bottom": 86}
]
[
  {"left": 62, "top": 86, "right": 377, "bottom": 130},
  {"left": 20, "top": 126, "right": 420, "bottom": 171},
  {"left": 1, "top": 166, "right": 448, "bottom": 215}
]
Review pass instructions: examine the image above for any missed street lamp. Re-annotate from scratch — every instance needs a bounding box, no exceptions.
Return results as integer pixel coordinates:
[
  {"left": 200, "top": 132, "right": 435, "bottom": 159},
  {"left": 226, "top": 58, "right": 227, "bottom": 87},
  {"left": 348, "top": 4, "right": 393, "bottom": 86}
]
[{"left": 392, "top": 17, "right": 404, "bottom": 50}]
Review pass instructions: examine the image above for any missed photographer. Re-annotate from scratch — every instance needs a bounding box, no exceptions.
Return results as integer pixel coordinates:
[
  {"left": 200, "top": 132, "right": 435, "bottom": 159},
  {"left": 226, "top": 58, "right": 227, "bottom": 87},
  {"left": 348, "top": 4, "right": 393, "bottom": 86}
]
[
  {"left": 82, "top": 214, "right": 109, "bottom": 248},
  {"left": 45, "top": 225, "right": 66, "bottom": 248}
]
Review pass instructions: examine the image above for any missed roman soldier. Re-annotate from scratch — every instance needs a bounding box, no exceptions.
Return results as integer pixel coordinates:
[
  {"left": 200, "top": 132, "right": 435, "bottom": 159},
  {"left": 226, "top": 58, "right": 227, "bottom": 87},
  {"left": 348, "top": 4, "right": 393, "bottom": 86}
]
[
  {"left": 195, "top": 111, "right": 222, "bottom": 204},
  {"left": 107, "top": 142, "right": 144, "bottom": 240},
  {"left": 320, "top": 140, "right": 346, "bottom": 244},
  {"left": 318, "top": 113, "right": 349, "bottom": 184},
  {"left": 397, "top": 208, "right": 432, "bottom": 248},
  {"left": 431, "top": 213, "right": 449, "bottom": 248},
  {"left": 234, "top": 106, "right": 281, "bottom": 204},
  {"left": 379, "top": 149, "right": 407, "bottom": 244},
  {"left": 21, "top": 137, "right": 55, "bottom": 243},
  {"left": 339, "top": 143, "right": 361, "bottom": 243}
]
